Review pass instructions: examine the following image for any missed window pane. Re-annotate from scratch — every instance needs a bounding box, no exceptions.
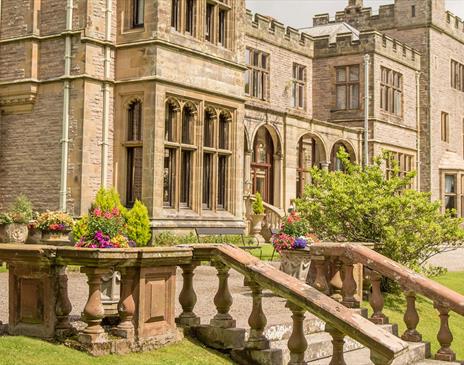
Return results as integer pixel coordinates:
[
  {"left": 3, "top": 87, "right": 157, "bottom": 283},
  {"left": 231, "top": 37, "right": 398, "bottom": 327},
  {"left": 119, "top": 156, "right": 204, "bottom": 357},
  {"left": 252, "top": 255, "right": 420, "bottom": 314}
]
[
  {"left": 349, "top": 66, "right": 359, "bottom": 81},
  {"left": 165, "top": 104, "right": 177, "bottom": 142},
  {"left": 350, "top": 84, "right": 359, "bottom": 109},
  {"left": 261, "top": 54, "right": 267, "bottom": 70},
  {"left": 244, "top": 70, "right": 250, "bottom": 95},
  {"left": 126, "top": 147, "right": 143, "bottom": 207},
  {"left": 182, "top": 107, "right": 194, "bottom": 144},
  {"left": 298, "top": 66, "right": 305, "bottom": 81},
  {"left": 180, "top": 150, "right": 192, "bottom": 207},
  {"left": 336, "top": 85, "right": 346, "bottom": 109},
  {"left": 133, "top": 0, "right": 144, "bottom": 26},
  {"left": 245, "top": 49, "right": 251, "bottom": 65},
  {"left": 205, "top": 3, "right": 214, "bottom": 41},
  {"left": 185, "top": 0, "right": 195, "bottom": 34},
  {"left": 298, "top": 84, "right": 304, "bottom": 108},
  {"left": 445, "top": 175, "right": 456, "bottom": 193},
  {"left": 204, "top": 111, "right": 214, "bottom": 147},
  {"left": 218, "top": 156, "right": 227, "bottom": 209},
  {"left": 445, "top": 196, "right": 456, "bottom": 211},
  {"left": 218, "top": 9, "right": 227, "bottom": 46},
  {"left": 128, "top": 101, "right": 142, "bottom": 141},
  {"left": 219, "top": 114, "right": 229, "bottom": 149},
  {"left": 171, "top": 0, "right": 179, "bottom": 29},
  {"left": 163, "top": 148, "right": 176, "bottom": 207},
  {"left": 336, "top": 68, "right": 346, "bottom": 82},
  {"left": 202, "top": 154, "right": 212, "bottom": 208}
]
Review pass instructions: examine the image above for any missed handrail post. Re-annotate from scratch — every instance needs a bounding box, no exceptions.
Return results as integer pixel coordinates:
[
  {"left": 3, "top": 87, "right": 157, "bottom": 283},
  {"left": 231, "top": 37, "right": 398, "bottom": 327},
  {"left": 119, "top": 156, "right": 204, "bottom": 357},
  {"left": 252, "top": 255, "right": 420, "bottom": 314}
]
[
  {"left": 211, "top": 260, "right": 234, "bottom": 328},
  {"left": 369, "top": 270, "right": 388, "bottom": 324},
  {"left": 326, "top": 324, "right": 347, "bottom": 365},
  {"left": 401, "top": 290, "right": 422, "bottom": 342},
  {"left": 113, "top": 267, "right": 137, "bottom": 339},
  {"left": 246, "top": 280, "right": 269, "bottom": 350},
  {"left": 341, "top": 259, "right": 359, "bottom": 308},
  {"left": 434, "top": 302, "right": 456, "bottom": 362},
  {"left": 286, "top": 301, "right": 307, "bottom": 365},
  {"left": 329, "top": 257, "right": 343, "bottom": 302},
  {"left": 55, "top": 265, "right": 73, "bottom": 337},
  {"left": 176, "top": 262, "right": 200, "bottom": 327}
]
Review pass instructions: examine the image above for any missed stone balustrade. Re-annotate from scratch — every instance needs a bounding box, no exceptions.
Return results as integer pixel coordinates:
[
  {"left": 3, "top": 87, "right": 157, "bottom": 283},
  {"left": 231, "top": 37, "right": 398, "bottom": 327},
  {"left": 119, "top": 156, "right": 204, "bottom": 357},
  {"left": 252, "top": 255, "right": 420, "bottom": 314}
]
[{"left": 1, "top": 242, "right": 462, "bottom": 364}]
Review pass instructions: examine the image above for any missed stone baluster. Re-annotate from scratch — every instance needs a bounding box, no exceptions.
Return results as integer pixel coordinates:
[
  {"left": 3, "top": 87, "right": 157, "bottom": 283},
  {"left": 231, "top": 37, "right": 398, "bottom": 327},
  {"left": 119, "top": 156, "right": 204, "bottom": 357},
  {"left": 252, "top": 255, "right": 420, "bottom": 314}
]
[
  {"left": 55, "top": 266, "right": 73, "bottom": 335},
  {"left": 325, "top": 324, "right": 346, "bottom": 365},
  {"left": 211, "top": 261, "right": 234, "bottom": 328},
  {"left": 176, "top": 263, "right": 200, "bottom": 327},
  {"left": 286, "top": 301, "right": 307, "bottom": 365},
  {"left": 329, "top": 258, "right": 343, "bottom": 302},
  {"left": 312, "top": 256, "right": 329, "bottom": 295},
  {"left": 434, "top": 302, "right": 456, "bottom": 362},
  {"left": 246, "top": 281, "right": 269, "bottom": 350},
  {"left": 341, "top": 259, "right": 359, "bottom": 308},
  {"left": 113, "top": 267, "right": 137, "bottom": 339},
  {"left": 369, "top": 271, "right": 388, "bottom": 324},
  {"left": 80, "top": 267, "right": 108, "bottom": 341},
  {"left": 401, "top": 290, "right": 422, "bottom": 342}
]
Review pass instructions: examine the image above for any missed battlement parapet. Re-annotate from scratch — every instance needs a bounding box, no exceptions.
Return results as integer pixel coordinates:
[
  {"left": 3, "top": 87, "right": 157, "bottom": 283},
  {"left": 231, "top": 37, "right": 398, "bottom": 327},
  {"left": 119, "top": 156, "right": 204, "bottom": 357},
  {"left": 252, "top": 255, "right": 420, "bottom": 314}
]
[
  {"left": 246, "top": 10, "right": 313, "bottom": 56},
  {"left": 314, "top": 30, "right": 421, "bottom": 70},
  {"left": 441, "top": 11, "right": 464, "bottom": 43}
]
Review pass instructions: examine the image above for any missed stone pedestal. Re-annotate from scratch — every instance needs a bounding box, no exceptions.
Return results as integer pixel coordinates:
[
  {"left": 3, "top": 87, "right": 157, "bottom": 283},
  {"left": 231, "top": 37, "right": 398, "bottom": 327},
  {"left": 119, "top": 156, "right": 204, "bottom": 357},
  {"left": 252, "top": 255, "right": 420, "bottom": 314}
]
[
  {"left": 8, "top": 262, "right": 60, "bottom": 338},
  {"left": 279, "top": 249, "right": 311, "bottom": 281}
]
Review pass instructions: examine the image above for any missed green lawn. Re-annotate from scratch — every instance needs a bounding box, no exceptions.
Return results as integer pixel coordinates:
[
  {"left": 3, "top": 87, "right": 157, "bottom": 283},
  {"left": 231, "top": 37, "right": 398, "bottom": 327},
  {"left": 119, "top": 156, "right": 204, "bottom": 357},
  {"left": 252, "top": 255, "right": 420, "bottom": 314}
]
[
  {"left": 364, "top": 271, "right": 464, "bottom": 359},
  {"left": 0, "top": 337, "right": 233, "bottom": 365},
  {"left": 248, "top": 243, "right": 279, "bottom": 261}
]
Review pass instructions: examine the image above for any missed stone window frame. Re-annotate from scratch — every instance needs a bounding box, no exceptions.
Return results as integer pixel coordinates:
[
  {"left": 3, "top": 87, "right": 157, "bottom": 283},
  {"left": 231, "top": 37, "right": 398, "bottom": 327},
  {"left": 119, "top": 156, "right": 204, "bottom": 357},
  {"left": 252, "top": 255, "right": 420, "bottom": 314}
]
[
  {"left": 292, "top": 63, "right": 306, "bottom": 110},
  {"left": 125, "top": 98, "right": 144, "bottom": 208},
  {"left": 385, "top": 150, "right": 414, "bottom": 188},
  {"left": 205, "top": 0, "right": 231, "bottom": 48},
  {"left": 441, "top": 172, "right": 460, "bottom": 216},
  {"left": 451, "top": 59, "right": 464, "bottom": 92},
  {"left": 163, "top": 97, "right": 233, "bottom": 213},
  {"left": 245, "top": 47, "right": 270, "bottom": 101},
  {"left": 335, "top": 65, "right": 360, "bottom": 111},
  {"left": 122, "top": 0, "right": 145, "bottom": 32},
  {"left": 380, "top": 67, "right": 403, "bottom": 117},
  {"left": 441, "top": 111, "right": 450, "bottom": 143}
]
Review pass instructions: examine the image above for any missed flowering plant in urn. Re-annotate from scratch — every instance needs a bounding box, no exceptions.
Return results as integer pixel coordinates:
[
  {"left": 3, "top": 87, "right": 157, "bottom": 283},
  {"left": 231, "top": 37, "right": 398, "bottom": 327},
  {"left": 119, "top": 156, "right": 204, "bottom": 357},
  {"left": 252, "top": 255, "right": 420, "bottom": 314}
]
[
  {"left": 37, "top": 211, "right": 74, "bottom": 233},
  {"left": 272, "top": 211, "right": 317, "bottom": 253}
]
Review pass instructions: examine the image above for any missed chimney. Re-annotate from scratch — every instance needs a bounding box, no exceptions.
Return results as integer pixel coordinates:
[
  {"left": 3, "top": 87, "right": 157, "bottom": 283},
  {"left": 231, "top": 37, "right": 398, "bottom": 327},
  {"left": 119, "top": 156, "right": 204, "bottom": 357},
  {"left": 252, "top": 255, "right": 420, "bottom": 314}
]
[{"left": 346, "top": 0, "right": 363, "bottom": 9}]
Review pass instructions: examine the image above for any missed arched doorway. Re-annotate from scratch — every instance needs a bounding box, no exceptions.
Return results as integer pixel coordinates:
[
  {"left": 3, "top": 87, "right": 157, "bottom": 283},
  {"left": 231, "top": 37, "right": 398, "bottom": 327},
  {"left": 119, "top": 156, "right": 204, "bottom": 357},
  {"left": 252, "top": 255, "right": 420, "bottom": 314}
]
[
  {"left": 296, "top": 134, "right": 325, "bottom": 198},
  {"left": 330, "top": 141, "right": 355, "bottom": 172},
  {"left": 251, "top": 127, "right": 275, "bottom": 204}
]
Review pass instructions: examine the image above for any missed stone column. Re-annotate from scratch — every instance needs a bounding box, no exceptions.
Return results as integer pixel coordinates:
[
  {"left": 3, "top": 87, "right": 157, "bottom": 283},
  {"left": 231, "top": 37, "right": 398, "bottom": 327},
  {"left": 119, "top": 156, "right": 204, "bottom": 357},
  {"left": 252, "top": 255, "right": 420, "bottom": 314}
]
[
  {"left": 369, "top": 271, "right": 388, "bottom": 324},
  {"left": 211, "top": 261, "right": 234, "bottom": 328},
  {"left": 55, "top": 266, "right": 73, "bottom": 338},
  {"left": 312, "top": 256, "right": 330, "bottom": 295},
  {"left": 326, "top": 324, "right": 346, "bottom": 365},
  {"left": 287, "top": 301, "right": 307, "bottom": 365},
  {"left": 246, "top": 281, "right": 269, "bottom": 350},
  {"left": 341, "top": 259, "right": 359, "bottom": 308},
  {"left": 434, "top": 302, "right": 456, "bottom": 362},
  {"left": 401, "top": 290, "right": 422, "bottom": 342},
  {"left": 79, "top": 267, "right": 108, "bottom": 343}
]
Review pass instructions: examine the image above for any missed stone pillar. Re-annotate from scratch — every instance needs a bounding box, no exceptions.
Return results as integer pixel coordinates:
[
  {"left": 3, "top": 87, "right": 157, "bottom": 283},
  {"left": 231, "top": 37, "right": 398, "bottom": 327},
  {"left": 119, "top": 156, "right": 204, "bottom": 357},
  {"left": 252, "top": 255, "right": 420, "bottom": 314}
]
[
  {"left": 287, "top": 301, "right": 307, "bottom": 365},
  {"left": 246, "top": 281, "right": 268, "bottom": 350},
  {"left": 211, "top": 261, "right": 234, "bottom": 328},
  {"left": 434, "top": 302, "right": 456, "bottom": 362},
  {"left": 326, "top": 324, "right": 346, "bottom": 365},
  {"left": 341, "top": 259, "right": 359, "bottom": 308},
  {"left": 320, "top": 161, "right": 330, "bottom": 172},
  {"left": 55, "top": 266, "right": 73, "bottom": 338},
  {"left": 401, "top": 290, "right": 422, "bottom": 342},
  {"left": 79, "top": 267, "right": 108, "bottom": 343},
  {"left": 369, "top": 271, "right": 388, "bottom": 324},
  {"left": 312, "top": 256, "right": 330, "bottom": 295}
]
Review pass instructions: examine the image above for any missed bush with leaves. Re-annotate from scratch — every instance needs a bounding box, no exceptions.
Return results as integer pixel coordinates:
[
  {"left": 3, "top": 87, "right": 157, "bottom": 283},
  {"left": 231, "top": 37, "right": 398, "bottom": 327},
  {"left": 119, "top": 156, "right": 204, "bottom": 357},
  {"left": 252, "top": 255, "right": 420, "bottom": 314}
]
[
  {"left": 252, "top": 192, "right": 265, "bottom": 214},
  {"left": 0, "top": 195, "right": 33, "bottom": 225},
  {"left": 125, "top": 200, "right": 151, "bottom": 246},
  {"left": 296, "top": 150, "right": 464, "bottom": 275}
]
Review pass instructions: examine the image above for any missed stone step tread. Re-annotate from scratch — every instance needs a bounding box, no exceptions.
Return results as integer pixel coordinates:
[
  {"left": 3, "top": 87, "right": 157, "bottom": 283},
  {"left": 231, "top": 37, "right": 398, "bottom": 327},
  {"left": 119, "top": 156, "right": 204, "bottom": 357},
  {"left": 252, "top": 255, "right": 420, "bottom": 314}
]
[
  {"left": 415, "top": 360, "right": 463, "bottom": 365},
  {"left": 260, "top": 317, "right": 325, "bottom": 341}
]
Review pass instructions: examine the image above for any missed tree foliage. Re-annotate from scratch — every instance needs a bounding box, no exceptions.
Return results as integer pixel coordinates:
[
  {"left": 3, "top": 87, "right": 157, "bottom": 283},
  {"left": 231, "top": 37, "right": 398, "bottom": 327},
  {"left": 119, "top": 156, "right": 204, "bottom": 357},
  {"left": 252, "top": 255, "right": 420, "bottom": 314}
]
[
  {"left": 125, "top": 200, "right": 151, "bottom": 246},
  {"left": 296, "top": 150, "right": 464, "bottom": 274}
]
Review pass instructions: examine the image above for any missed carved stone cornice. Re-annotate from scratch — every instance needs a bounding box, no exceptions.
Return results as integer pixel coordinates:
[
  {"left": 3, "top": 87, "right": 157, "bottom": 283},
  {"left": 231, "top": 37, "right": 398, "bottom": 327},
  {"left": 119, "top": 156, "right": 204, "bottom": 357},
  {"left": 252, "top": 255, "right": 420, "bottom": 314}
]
[{"left": 0, "top": 82, "right": 38, "bottom": 114}]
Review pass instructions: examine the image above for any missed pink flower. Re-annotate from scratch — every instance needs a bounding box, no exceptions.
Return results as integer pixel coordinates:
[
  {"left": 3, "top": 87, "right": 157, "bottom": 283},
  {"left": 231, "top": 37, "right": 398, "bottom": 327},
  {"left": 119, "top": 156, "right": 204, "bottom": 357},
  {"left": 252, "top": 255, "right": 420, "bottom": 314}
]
[
  {"left": 94, "top": 208, "right": 102, "bottom": 217},
  {"left": 104, "top": 212, "right": 113, "bottom": 219},
  {"left": 112, "top": 207, "right": 120, "bottom": 216}
]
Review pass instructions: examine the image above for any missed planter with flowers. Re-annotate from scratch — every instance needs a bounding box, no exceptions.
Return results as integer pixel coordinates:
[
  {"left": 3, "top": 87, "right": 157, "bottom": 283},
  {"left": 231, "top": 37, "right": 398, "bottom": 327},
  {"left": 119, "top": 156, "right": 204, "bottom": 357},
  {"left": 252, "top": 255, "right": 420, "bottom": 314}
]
[
  {"left": 250, "top": 192, "right": 266, "bottom": 239},
  {"left": 0, "top": 195, "right": 33, "bottom": 244},
  {"left": 26, "top": 212, "right": 42, "bottom": 244},
  {"left": 38, "top": 211, "right": 74, "bottom": 245},
  {"left": 272, "top": 211, "right": 317, "bottom": 281},
  {"left": 73, "top": 188, "right": 151, "bottom": 316}
]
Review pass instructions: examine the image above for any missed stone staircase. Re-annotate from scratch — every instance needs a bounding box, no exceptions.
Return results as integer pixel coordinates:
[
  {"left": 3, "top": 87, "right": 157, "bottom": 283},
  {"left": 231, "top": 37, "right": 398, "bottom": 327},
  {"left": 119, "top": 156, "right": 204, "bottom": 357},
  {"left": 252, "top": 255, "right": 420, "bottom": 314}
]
[{"left": 254, "top": 316, "right": 460, "bottom": 365}]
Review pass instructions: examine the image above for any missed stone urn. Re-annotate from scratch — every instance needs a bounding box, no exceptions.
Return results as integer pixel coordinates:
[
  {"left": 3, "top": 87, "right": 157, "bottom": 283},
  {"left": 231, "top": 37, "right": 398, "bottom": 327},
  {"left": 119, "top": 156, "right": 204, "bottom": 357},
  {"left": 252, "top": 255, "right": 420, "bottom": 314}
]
[
  {"left": 279, "top": 248, "right": 312, "bottom": 281},
  {"left": 0, "top": 223, "right": 28, "bottom": 243},
  {"left": 249, "top": 213, "right": 265, "bottom": 238},
  {"left": 26, "top": 227, "right": 42, "bottom": 244},
  {"left": 42, "top": 230, "right": 72, "bottom": 246}
]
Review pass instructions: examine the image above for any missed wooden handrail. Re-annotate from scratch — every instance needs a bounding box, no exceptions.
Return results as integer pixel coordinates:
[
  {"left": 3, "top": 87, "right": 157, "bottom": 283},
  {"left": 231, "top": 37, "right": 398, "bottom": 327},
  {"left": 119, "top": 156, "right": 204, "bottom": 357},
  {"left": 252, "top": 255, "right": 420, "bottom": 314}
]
[
  {"left": 191, "top": 244, "right": 408, "bottom": 362},
  {"left": 310, "top": 242, "right": 464, "bottom": 316}
]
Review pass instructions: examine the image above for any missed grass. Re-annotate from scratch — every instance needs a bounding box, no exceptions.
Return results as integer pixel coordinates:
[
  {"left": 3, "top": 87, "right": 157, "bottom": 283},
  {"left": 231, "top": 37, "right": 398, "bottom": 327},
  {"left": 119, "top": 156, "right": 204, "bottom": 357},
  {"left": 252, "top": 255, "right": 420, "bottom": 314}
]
[
  {"left": 0, "top": 264, "right": 7, "bottom": 273},
  {"left": 0, "top": 337, "right": 233, "bottom": 365},
  {"left": 248, "top": 243, "right": 279, "bottom": 261},
  {"left": 364, "top": 271, "right": 464, "bottom": 359}
]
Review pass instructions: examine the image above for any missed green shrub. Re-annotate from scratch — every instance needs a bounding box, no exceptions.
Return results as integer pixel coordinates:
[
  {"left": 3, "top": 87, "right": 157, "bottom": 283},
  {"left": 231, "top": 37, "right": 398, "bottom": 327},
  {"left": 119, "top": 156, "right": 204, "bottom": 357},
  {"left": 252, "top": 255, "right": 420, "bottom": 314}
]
[
  {"left": 296, "top": 150, "right": 464, "bottom": 275},
  {"left": 252, "top": 192, "right": 265, "bottom": 215},
  {"left": 125, "top": 200, "right": 151, "bottom": 246},
  {"left": 154, "top": 232, "right": 197, "bottom": 246},
  {"left": 93, "top": 187, "right": 126, "bottom": 214},
  {"left": 8, "top": 194, "right": 33, "bottom": 224},
  {"left": 72, "top": 214, "right": 89, "bottom": 242}
]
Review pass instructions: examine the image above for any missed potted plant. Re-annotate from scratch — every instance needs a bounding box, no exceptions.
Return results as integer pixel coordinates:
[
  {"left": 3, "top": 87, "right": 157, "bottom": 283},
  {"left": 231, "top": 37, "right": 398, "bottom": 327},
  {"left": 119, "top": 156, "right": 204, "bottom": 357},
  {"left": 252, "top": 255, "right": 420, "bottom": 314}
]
[
  {"left": 250, "top": 192, "right": 266, "bottom": 238},
  {"left": 38, "top": 211, "right": 74, "bottom": 244},
  {"left": 272, "top": 211, "right": 317, "bottom": 280},
  {"left": 0, "top": 195, "right": 33, "bottom": 244}
]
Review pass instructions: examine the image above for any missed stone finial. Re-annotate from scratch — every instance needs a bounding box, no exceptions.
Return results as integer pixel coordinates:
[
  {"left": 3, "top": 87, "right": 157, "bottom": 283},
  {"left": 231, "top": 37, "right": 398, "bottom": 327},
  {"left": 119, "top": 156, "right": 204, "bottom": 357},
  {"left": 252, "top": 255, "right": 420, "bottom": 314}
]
[{"left": 347, "top": 0, "right": 363, "bottom": 9}]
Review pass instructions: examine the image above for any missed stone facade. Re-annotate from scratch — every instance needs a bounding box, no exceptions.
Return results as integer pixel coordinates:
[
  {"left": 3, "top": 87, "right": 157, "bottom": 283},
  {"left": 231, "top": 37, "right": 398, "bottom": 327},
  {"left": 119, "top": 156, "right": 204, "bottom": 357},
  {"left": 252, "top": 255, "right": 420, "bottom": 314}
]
[{"left": 1, "top": 0, "right": 455, "bottom": 232}]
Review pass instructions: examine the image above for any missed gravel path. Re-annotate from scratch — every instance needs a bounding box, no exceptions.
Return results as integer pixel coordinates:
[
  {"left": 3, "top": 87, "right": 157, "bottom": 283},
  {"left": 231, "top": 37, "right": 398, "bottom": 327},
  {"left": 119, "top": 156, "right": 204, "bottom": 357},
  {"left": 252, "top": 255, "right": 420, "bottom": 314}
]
[
  {"left": 0, "top": 265, "right": 301, "bottom": 327},
  {"left": 426, "top": 248, "right": 464, "bottom": 272}
]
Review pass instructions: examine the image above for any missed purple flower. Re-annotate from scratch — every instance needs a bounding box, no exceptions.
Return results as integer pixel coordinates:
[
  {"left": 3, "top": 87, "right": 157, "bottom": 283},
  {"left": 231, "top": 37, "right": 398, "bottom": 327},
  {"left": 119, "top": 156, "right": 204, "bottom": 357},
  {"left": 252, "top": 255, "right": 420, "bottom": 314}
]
[{"left": 293, "top": 237, "right": 308, "bottom": 249}]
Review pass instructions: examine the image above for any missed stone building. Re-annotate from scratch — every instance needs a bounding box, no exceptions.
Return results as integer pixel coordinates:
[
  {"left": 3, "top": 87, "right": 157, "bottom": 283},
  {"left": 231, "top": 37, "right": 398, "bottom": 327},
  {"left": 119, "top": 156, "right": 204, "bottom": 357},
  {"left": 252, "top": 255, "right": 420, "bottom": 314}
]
[{"left": 0, "top": 0, "right": 457, "bottom": 234}]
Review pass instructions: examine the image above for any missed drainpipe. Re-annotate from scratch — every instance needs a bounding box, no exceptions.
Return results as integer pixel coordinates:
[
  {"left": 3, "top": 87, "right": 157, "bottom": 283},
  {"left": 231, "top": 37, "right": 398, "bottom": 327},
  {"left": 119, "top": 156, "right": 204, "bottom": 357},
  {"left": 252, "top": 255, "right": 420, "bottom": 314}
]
[
  {"left": 59, "top": 0, "right": 73, "bottom": 211},
  {"left": 101, "top": 0, "right": 112, "bottom": 187},
  {"left": 363, "top": 54, "right": 370, "bottom": 169},
  {"left": 415, "top": 71, "right": 421, "bottom": 191}
]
